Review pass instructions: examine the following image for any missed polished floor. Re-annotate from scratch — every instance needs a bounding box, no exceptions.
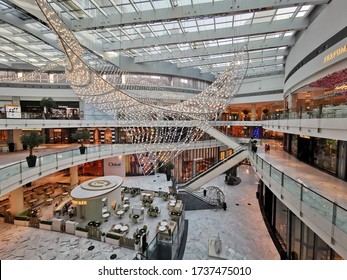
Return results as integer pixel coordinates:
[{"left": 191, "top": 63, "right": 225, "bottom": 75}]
[
  {"left": 0, "top": 164, "right": 279, "bottom": 260},
  {"left": 258, "top": 140, "right": 347, "bottom": 209},
  {"left": 1, "top": 140, "right": 347, "bottom": 260}
]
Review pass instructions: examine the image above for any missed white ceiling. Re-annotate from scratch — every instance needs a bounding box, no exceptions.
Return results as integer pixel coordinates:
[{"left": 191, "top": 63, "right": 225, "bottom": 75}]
[{"left": 0, "top": 0, "right": 329, "bottom": 80}]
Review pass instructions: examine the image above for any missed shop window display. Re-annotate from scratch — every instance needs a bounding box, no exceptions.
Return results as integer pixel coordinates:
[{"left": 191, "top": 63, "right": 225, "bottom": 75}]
[{"left": 313, "top": 138, "right": 337, "bottom": 174}]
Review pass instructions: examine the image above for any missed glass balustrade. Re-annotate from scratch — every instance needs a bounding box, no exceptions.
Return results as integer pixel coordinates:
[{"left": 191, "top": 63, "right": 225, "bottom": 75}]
[{"left": 249, "top": 150, "right": 347, "bottom": 240}]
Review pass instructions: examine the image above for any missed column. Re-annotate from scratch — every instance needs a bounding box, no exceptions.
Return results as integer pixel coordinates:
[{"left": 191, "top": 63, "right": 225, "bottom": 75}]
[
  {"left": 70, "top": 166, "right": 79, "bottom": 188},
  {"left": 251, "top": 104, "right": 257, "bottom": 121},
  {"left": 9, "top": 187, "right": 24, "bottom": 215}
]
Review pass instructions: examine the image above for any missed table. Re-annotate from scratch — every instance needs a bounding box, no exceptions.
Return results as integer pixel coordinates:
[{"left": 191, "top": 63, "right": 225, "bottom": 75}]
[
  {"left": 46, "top": 198, "right": 53, "bottom": 205},
  {"left": 169, "top": 200, "right": 176, "bottom": 204},
  {"left": 120, "top": 225, "right": 128, "bottom": 233},
  {"left": 102, "top": 212, "right": 110, "bottom": 218},
  {"left": 159, "top": 226, "right": 166, "bottom": 232},
  {"left": 161, "top": 221, "right": 168, "bottom": 227},
  {"left": 29, "top": 198, "right": 38, "bottom": 205},
  {"left": 114, "top": 224, "right": 122, "bottom": 231},
  {"left": 116, "top": 210, "right": 124, "bottom": 218},
  {"left": 169, "top": 202, "right": 176, "bottom": 207},
  {"left": 123, "top": 204, "right": 130, "bottom": 211}
]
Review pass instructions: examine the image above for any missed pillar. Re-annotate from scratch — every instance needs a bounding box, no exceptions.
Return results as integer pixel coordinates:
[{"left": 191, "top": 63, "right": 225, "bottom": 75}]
[
  {"left": 251, "top": 104, "right": 257, "bottom": 121},
  {"left": 70, "top": 166, "right": 79, "bottom": 188},
  {"left": 10, "top": 187, "right": 24, "bottom": 215}
]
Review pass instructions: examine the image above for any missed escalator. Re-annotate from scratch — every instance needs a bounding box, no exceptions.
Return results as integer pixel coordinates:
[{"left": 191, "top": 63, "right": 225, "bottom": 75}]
[{"left": 178, "top": 147, "right": 248, "bottom": 192}]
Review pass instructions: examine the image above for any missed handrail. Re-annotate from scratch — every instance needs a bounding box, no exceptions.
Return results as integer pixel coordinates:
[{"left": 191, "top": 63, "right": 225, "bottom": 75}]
[
  {"left": 248, "top": 149, "right": 347, "bottom": 239},
  {"left": 0, "top": 140, "right": 223, "bottom": 195},
  {"left": 177, "top": 146, "right": 247, "bottom": 189}
]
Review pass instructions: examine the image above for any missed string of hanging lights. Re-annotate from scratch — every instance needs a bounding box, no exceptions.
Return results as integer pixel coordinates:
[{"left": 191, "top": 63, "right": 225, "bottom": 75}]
[{"left": 31, "top": 0, "right": 248, "bottom": 174}]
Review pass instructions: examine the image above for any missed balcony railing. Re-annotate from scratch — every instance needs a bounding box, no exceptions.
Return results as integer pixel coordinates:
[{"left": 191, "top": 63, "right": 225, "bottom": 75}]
[
  {"left": 0, "top": 140, "right": 222, "bottom": 196},
  {"left": 249, "top": 149, "right": 347, "bottom": 257}
]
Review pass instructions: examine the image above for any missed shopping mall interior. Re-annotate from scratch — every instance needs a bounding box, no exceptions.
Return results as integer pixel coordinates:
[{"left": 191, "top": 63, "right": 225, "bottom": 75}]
[{"left": 0, "top": 0, "right": 346, "bottom": 260}]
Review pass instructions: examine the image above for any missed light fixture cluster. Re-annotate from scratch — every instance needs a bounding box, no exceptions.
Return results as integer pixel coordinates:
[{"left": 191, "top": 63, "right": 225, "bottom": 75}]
[{"left": 33, "top": 0, "right": 248, "bottom": 174}]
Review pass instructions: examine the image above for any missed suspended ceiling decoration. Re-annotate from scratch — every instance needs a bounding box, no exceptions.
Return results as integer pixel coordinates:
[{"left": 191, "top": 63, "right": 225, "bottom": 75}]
[{"left": 0, "top": 0, "right": 329, "bottom": 79}]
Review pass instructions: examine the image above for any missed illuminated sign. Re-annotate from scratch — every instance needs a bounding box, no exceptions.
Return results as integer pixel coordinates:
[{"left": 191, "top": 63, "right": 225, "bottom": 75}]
[
  {"left": 334, "top": 83, "right": 347, "bottom": 93},
  {"left": 323, "top": 44, "right": 347, "bottom": 63},
  {"left": 72, "top": 200, "right": 87, "bottom": 205}
]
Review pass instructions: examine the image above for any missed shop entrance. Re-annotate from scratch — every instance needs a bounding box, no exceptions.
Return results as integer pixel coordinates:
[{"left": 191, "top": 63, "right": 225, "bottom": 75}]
[{"left": 298, "top": 136, "right": 311, "bottom": 163}]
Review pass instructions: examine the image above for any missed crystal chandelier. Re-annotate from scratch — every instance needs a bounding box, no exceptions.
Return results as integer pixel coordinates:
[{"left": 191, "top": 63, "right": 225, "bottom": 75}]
[{"left": 32, "top": 0, "right": 248, "bottom": 175}]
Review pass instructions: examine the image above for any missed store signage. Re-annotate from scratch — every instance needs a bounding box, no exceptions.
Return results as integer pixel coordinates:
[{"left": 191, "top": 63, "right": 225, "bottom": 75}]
[
  {"left": 72, "top": 200, "right": 87, "bottom": 205},
  {"left": 108, "top": 162, "right": 121, "bottom": 167},
  {"left": 334, "top": 83, "right": 347, "bottom": 93},
  {"left": 5, "top": 104, "right": 21, "bottom": 119},
  {"left": 323, "top": 44, "right": 347, "bottom": 63}
]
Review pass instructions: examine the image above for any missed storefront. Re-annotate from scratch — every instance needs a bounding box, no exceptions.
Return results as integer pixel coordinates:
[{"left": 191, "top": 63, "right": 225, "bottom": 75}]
[{"left": 258, "top": 181, "right": 343, "bottom": 260}]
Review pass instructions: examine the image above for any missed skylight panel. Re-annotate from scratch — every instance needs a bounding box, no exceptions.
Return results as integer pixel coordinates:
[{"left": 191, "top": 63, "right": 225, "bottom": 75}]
[
  {"left": 182, "top": 20, "right": 197, "bottom": 28},
  {"left": 301, "top": 5, "right": 312, "bottom": 11},
  {"left": 215, "top": 15, "right": 233, "bottom": 23},
  {"left": 216, "top": 22, "right": 232, "bottom": 29},
  {"left": 274, "top": 14, "right": 293, "bottom": 21},
  {"left": 276, "top": 7, "right": 297, "bottom": 14},
  {"left": 196, "top": 18, "right": 215, "bottom": 26},
  {"left": 266, "top": 34, "right": 281, "bottom": 39}
]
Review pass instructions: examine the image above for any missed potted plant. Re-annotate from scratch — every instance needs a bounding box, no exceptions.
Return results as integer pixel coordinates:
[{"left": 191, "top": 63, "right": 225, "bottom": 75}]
[
  {"left": 20, "top": 131, "right": 45, "bottom": 167},
  {"left": 163, "top": 161, "right": 174, "bottom": 181},
  {"left": 71, "top": 129, "right": 89, "bottom": 154},
  {"left": 75, "top": 226, "right": 89, "bottom": 238},
  {"left": 242, "top": 109, "right": 249, "bottom": 120},
  {"left": 105, "top": 232, "right": 121, "bottom": 246},
  {"left": 40, "top": 97, "right": 56, "bottom": 119},
  {"left": 39, "top": 219, "right": 53, "bottom": 231},
  {"left": 262, "top": 108, "right": 269, "bottom": 115}
]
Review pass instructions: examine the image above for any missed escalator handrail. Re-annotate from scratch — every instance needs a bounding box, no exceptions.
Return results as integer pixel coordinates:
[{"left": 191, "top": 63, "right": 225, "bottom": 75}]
[{"left": 178, "top": 146, "right": 247, "bottom": 189}]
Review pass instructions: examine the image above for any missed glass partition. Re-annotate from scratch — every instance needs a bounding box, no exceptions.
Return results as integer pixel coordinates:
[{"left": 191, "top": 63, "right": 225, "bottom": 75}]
[{"left": 249, "top": 149, "right": 347, "bottom": 251}]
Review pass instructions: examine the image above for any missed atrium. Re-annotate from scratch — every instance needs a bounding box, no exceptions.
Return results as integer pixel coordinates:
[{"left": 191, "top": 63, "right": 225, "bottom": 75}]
[{"left": 0, "top": 0, "right": 346, "bottom": 260}]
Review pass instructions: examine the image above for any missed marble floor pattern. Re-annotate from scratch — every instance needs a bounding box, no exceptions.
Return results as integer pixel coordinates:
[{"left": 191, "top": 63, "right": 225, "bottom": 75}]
[{"left": 0, "top": 165, "right": 280, "bottom": 260}]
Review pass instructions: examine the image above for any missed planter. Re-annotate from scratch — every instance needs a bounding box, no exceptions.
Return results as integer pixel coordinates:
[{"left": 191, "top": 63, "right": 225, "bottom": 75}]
[
  {"left": 79, "top": 146, "right": 86, "bottom": 154},
  {"left": 14, "top": 220, "right": 30, "bottom": 226},
  {"left": 166, "top": 172, "right": 171, "bottom": 181},
  {"left": 26, "top": 155, "right": 37, "bottom": 168},
  {"left": 39, "top": 223, "right": 52, "bottom": 231},
  {"left": 105, "top": 237, "right": 120, "bottom": 246},
  {"left": 75, "top": 229, "right": 88, "bottom": 238}
]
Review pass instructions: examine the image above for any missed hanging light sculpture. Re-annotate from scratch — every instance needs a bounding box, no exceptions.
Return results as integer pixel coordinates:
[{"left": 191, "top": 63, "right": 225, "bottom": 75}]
[{"left": 32, "top": 0, "right": 248, "bottom": 174}]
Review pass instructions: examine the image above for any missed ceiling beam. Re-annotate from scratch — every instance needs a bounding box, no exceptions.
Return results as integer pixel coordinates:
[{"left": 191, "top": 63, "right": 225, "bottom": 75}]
[
  {"left": 134, "top": 37, "right": 294, "bottom": 63},
  {"left": 177, "top": 48, "right": 289, "bottom": 68},
  {"left": 103, "top": 18, "right": 307, "bottom": 51},
  {"left": 0, "top": 8, "right": 62, "bottom": 51},
  {"left": 201, "top": 59, "right": 285, "bottom": 73},
  {"left": 69, "top": 0, "right": 329, "bottom": 31}
]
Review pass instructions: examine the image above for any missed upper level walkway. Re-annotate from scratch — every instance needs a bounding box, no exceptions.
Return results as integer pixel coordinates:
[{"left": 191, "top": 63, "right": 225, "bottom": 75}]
[
  {"left": 252, "top": 140, "right": 347, "bottom": 258},
  {"left": 258, "top": 140, "right": 347, "bottom": 209}
]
